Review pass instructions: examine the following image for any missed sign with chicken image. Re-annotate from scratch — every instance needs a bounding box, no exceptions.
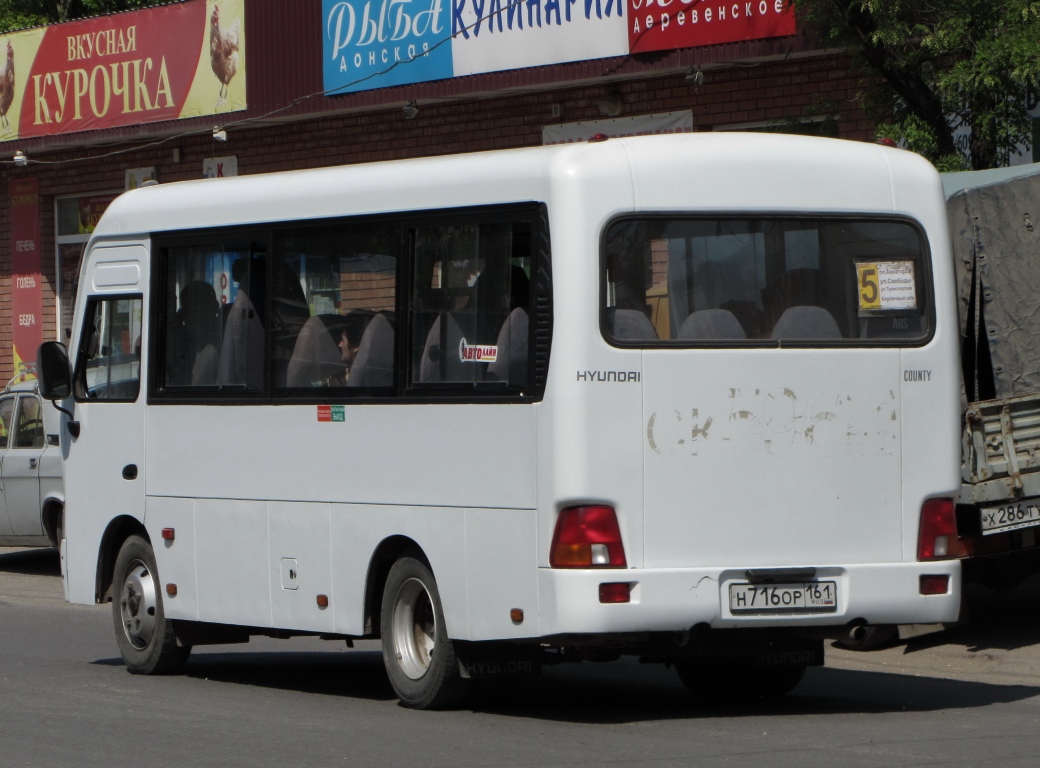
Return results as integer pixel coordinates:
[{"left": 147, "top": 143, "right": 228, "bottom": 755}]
[{"left": 0, "top": 0, "right": 245, "bottom": 143}]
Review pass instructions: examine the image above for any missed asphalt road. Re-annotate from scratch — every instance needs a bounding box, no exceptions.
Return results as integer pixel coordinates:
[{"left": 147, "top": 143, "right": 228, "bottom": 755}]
[{"left": 3, "top": 546, "right": 1040, "bottom": 768}]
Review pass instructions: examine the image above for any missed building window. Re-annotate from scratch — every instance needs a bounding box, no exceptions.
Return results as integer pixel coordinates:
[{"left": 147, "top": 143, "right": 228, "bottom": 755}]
[
  {"left": 715, "top": 116, "right": 840, "bottom": 138},
  {"left": 56, "top": 193, "right": 119, "bottom": 342}
]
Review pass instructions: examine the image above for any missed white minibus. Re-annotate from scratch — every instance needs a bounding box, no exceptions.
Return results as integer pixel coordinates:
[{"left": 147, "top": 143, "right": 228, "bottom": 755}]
[{"left": 38, "top": 133, "right": 963, "bottom": 709}]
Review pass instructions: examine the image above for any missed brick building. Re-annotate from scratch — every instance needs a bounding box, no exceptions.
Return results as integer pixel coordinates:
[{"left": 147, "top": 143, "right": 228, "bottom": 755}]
[{"left": 0, "top": 0, "right": 873, "bottom": 382}]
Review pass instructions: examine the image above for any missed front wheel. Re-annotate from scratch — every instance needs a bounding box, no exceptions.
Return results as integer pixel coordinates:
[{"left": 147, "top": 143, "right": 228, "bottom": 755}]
[
  {"left": 380, "top": 554, "right": 469, "bottom": 709},
  {"left": 111, "top": 535, "right": 190, "bottom": 675}
]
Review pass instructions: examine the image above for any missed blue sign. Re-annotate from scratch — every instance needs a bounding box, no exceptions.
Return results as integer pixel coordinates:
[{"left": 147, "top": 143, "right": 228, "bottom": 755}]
[
  {"left": 322, "top": 0, "right": 629, "bottom": 95},
  {"left": 323, "top": 0, "right": 454, "bottom": 94}
]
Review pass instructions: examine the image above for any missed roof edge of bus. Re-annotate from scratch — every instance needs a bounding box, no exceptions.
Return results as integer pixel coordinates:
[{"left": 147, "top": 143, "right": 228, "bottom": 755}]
[{"left": 92, "top": 134, "right": 935, "bottom": 238}]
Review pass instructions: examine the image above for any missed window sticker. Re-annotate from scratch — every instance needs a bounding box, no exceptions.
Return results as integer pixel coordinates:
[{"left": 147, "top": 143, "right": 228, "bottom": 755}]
[
  {"left": 857, "top": 261, "right": 917, "bottom": 312},
  {"left": 458, "top": 338, "right": 498, "bottom": 363},
  {"left": 317, "top": 405, "right": 345, "bottom": 422}
]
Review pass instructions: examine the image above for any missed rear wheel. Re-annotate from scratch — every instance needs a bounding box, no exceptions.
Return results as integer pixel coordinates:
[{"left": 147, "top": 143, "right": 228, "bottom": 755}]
[
  {"left": 111, "top": 535, "right": 190, "bottom": 674},
  {"left": 380, "top": 554, "right": 469, "bottom": 709},
  {"left": 675, "top": 657, "right": 805, "bottom": 703}
]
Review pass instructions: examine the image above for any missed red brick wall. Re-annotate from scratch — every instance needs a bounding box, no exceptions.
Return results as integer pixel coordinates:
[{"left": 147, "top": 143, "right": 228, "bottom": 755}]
[{"left": 0, "top": 52, "right": 871, "bottom": 382}]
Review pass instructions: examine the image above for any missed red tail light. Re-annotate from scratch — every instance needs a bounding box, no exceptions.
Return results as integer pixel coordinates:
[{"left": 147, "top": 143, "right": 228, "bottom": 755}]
[
  {"left": 550, "top": 505, "right": 627, "bottom": 568},
  {"left": 918, "top": 498, "right": 967, "bottom": 560}
]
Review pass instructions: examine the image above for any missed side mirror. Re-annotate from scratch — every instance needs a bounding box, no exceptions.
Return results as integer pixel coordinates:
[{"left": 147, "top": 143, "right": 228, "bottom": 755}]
[
  {"left": 37, "top": 342, "right": 80, "bottom": 439},
  {"left": 37, "top": 342, "right": 72, "bottom": 399}
]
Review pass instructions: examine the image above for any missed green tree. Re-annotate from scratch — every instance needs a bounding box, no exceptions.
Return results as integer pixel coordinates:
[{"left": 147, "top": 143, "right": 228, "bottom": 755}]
[
  {"left": 0, "top": 1, "right": 161, "bottom": 33},
  {"left": 792, "top": 0, "right": 1040, "bottom": 169}
]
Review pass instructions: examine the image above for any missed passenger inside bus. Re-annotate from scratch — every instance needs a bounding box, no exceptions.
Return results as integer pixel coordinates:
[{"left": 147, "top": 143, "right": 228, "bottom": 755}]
[
  {"left": 218, "top": 255, "right": 266, "bottom": 389},
  {"left": 339, "top": 310, "right": 375, "bottom": 375},
  {"left": 168, "top": 281, "right": 221, "bottom": 386}
]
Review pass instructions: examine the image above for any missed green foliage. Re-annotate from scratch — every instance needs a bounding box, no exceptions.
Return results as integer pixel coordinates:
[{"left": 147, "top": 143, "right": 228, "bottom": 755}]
[
  {"left": 0, "top": 0, "right": 163, "bottom": 32},
  {"left": 792, "top": 0, "right": 1040, "bottom": 169}
]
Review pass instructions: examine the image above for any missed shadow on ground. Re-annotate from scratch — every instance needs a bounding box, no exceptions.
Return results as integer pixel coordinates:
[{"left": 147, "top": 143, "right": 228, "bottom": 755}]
[
  {"left": 889, "top": 576, "right": 1040, "bottom": 655},
  {"left": 0, "top": 547, "right": 59, "bottom": 576},
  {"left": 91, "top": 646, "right": 1040, "bottom": 724}
]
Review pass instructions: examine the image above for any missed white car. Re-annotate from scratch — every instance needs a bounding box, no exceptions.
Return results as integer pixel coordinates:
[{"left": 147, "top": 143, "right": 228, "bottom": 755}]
[{"left": 0, "top": 380, "right": 64, "bottom": 547}]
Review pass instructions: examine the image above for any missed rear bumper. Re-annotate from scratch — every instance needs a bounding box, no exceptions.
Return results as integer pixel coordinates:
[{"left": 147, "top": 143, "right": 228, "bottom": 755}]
[{"left": 536, "top": 561, "right": 961, "bottom": 636}]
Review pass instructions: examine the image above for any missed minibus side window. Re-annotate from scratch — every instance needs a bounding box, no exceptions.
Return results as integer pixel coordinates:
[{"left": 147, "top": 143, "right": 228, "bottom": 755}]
[
  {"left": 411, "top": 221, "right": 532, "bottom": 389},
  {"left": 151, "top": 206, "right": 546, "bottom": 401},
  {"left": 74, "top": 296, "right": 143, "bottom": 401},
  {"left": 276, "top": 222, "right": 399, "bottom": 391},
  {"left": 603, "top": 217, "right": 930, "bottom": 346},
  {"left": 161, "top": 243, "right": 270, "bottom": 393}
]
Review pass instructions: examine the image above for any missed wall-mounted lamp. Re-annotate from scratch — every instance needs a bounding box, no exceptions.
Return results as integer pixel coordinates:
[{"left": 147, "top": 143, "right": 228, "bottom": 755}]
[
  {"left": 597, "top": 89, "right": 623, "bottom": 117},
  {"left": 13, "top": 150, "right": 28, "bottom": 167},
  {"left": 213, "top": 126, "right": 227, "bottom": 142},
  {"left": 685, "top": 67, "right": 704, "bottom": 86},
  {"left": 403, "top": 100, "right": 419, "bottom": 120}
]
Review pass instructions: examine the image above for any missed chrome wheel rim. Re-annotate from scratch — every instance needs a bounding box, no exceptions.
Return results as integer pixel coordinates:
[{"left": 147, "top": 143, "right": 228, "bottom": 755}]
[
  {"left": 119, "top": 559, "right": 157, "bottom": 651},
  {"left": 391, "top": 577, "right": 436, "bottom": 680}
]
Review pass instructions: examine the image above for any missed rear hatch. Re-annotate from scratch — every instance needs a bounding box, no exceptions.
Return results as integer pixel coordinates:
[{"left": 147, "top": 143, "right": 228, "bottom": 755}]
[{"left": 600, "top": 212, "right": 930, "bottom": 570}]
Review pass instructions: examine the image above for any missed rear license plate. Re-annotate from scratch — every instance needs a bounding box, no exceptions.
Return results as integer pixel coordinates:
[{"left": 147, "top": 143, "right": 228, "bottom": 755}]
[
  {"left": 729, "top": 582, "right": 838, "bottom": 614},
  {"left": 980, "top": 500, "right": 1040, "bottom": 535}
]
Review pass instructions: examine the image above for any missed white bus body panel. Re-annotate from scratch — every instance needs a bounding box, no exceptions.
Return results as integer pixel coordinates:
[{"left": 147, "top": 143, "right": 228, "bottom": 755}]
[{"left": 63, "top": 135, "right": 963, "bottom": 639}]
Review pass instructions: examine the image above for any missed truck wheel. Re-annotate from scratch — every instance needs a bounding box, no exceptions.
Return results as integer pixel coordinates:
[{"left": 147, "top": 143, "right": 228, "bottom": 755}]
[
  {"left": 675, "top": 657, "right": 805, "bottom": 702},
  {"left": 112, "top": 535, "right": 190, "bottom": 675},
  {"left": 380, "top": 554, "right": 469, "bottom": 709}
]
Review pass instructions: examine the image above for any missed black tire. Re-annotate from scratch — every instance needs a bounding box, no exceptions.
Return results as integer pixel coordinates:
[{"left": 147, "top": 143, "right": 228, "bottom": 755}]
[
  {"left": 111, "top": 534, "right": 191, "bottom": 675},
  {"left": 380, "top": 553, "right": 469, "bottom": 709},
  {"left": 675, "top": 657, "right": 806, "bottom": 703},
  {"left": 47, "top": 506, "right": 64, "bottom": 548},
  {"left": 834, "top": 624, "right": 898, "bottom": 651}
]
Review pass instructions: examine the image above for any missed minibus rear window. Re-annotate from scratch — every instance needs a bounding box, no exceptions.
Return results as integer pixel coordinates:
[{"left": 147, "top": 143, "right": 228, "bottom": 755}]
[{"left": 602, "top": 217, "right": 931, "bottom": 346}]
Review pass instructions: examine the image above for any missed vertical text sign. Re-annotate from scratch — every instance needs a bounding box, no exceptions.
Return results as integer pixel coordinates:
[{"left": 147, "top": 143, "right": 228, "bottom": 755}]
[{"left": 9, "top": 177, "right": 43, "bottom": 378}]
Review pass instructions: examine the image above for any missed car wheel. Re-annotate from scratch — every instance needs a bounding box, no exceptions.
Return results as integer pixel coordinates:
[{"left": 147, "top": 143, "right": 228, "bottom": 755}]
[
  {"left": 112, "top": 534, "right": 190, "bottom": 675},
  {"left": 380, "top": 553, "right": 469, "bottom": 709}
]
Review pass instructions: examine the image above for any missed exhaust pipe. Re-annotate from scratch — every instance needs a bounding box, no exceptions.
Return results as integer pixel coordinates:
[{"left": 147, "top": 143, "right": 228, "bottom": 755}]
[{"left": 848, "top": 625, "right": 868, "bottom": 642}]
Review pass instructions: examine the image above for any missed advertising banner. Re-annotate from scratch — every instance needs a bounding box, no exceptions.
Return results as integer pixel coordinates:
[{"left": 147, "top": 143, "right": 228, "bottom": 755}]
[
  {"left": 628, "top": 0, "right": 796, "bottom": 53},
  {"left": 322, "top": 0, "right": 628, "bottom": 94},
  {"left": 0, "top": 0, "right": 245, "bottom": 143},
  {"left": 9, "top": 178, "right": 43, "bottom": 379},
  {"left": 77, "top": 193, "right": 118, "bottom": 234},
  {"left": 322, "top": 0, "right": 795, "bottom": 94}
]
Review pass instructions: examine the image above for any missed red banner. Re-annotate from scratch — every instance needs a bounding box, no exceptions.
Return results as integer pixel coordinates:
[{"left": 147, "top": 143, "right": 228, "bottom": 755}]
[
  {"left": 1, "top": 0, "right": 246, "bottom": 143},
  {"left": 9, "top": 178, "right": 43, "bottom": 379},
  {"left": 628, "top": 0, "right": 796, "bottom": 54}
]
